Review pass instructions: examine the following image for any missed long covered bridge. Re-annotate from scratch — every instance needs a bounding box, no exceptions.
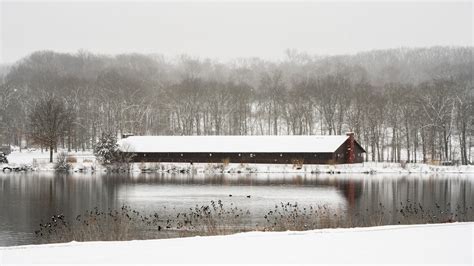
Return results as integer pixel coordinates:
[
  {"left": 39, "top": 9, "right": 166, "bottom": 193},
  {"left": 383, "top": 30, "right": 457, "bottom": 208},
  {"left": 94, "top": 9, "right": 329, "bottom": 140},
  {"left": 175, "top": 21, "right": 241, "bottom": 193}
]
[{"left": 118, "top": 133, "right": 365, "bottom": 164}]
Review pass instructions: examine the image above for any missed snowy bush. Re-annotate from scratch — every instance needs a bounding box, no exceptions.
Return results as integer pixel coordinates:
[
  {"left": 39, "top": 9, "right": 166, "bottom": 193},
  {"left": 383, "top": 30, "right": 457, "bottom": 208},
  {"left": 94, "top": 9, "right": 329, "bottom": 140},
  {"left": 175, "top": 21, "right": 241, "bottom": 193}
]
[
  {"left": 111, "top": 148, "right": 136, "bottom": 172},
  {"left": 66, "top": 156, "right": 77, "bottom": 163},
  {"left": 55, "top": 151, "right": 71, "bottom": 172}
]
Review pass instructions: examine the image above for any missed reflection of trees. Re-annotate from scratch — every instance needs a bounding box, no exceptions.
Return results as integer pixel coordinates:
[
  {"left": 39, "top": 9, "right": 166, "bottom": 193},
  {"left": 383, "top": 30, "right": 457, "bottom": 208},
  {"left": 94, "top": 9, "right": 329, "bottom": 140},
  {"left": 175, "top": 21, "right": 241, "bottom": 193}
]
[
  {"left": 108, "top": 173, "right": 362, "bottom": 187},
  {"left": 0, "top": 173, "right": 116, "bottom": 245},
  {"left": 350, "top": 176, "right": 474, "bottom": 224}
]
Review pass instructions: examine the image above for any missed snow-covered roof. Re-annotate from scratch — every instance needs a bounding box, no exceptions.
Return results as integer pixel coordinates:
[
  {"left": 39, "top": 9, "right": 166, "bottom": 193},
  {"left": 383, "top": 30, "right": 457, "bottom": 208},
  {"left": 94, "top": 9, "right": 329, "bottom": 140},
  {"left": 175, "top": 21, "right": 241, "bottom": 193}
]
[{"left": 118, "top": 135, "right": 350, "bottom": 153}]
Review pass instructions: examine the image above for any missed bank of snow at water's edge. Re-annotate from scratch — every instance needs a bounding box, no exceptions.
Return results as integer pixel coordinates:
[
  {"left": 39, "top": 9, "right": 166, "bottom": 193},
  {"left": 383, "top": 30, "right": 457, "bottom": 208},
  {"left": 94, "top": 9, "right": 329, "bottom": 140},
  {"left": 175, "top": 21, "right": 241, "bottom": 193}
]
[
  {"left": 0, "top": 222, "right": 472, "bottom": 264},
  {"left": 132, "top": 161, "right": 474, "bottom": 174},
  {"left": 3, "top": 150, "right": 474, "bottom": 174},
  {"left": 4, "top": 149, "right": 96, "bottom": 171}
]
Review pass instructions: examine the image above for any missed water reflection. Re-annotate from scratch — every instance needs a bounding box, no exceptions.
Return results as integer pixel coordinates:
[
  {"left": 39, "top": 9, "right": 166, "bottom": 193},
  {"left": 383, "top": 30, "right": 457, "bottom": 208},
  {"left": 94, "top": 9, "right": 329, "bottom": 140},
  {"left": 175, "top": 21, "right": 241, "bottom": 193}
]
[{"left": 0, "top": 173, "right": 472, "bottom": 246}]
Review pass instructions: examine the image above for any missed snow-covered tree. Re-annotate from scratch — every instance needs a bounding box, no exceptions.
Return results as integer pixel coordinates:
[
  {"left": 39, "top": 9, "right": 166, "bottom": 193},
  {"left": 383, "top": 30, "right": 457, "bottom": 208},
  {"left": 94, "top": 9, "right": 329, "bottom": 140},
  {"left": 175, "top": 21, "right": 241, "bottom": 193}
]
[{"left": 93, "top": 133, "right": 118, "bottom": 165}]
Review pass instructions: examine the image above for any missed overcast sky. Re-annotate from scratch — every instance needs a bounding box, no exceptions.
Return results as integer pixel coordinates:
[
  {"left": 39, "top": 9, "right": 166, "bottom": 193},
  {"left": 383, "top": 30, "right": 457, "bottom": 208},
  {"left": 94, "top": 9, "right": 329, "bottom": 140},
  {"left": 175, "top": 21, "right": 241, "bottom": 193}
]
[{"left": 0, "top": 1, "right": 472, "bottom": 63}]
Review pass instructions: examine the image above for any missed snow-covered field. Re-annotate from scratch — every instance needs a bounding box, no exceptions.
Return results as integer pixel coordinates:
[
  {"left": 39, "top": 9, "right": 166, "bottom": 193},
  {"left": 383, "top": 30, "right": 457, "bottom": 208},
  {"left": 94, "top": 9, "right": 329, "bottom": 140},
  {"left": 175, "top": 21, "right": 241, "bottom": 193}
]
[
  {"left": 4, "top": 149, "right": 96, "bottom": 171},
  {"left": 1, "top": 222, "right": 472, "bottom": 265},
  {"left": 3, "top": 149, "right": 474, "bottom": 174}
]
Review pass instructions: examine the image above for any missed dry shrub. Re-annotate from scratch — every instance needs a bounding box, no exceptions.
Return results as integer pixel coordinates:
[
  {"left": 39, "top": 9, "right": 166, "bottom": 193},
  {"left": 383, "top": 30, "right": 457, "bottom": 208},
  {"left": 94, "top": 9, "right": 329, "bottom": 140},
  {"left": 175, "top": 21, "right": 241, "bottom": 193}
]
[
  {"left": 222, "top": 158, "right": 230, "bottom": 166},
  {"left": 291, "top": 159, "right": 304, "bottom": 170},
  {"left": 400, "top": 160, "right": 407, "bottom": 169},
  {"left": 35, "top": 202, "right": 251, "bottom": 244},
  {"left": 35, "top": 206, "right": 147, "bottom": 243},
  {"left": 32, "top": 158, "right": 39, "bottom": 168},
  {"left": 55, "top": 152, "right": 71, "bottom": 172},
  {"left": 35, "top": 201, "right": 474, "bottom": 244},
  {"left": 66, "top": 156, "right": 77, "bottom": 163}
]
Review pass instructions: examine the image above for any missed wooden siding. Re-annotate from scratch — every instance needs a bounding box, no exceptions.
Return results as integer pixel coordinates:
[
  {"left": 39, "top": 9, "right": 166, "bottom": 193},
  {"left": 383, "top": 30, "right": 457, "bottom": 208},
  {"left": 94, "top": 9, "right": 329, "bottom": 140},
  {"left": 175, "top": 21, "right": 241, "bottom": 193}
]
[
  {"left": 128, "top": 138, "right": 365, "bottom": 164},
  {"left": 132, "top": 152, "right": 335, "bottom": 164}
]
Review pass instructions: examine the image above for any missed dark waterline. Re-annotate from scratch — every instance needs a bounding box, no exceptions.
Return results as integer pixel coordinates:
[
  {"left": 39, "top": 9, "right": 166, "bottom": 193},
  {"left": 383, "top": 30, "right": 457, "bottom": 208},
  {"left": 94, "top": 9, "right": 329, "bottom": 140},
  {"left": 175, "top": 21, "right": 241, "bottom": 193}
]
[{"left": 0, "top": 172, "right": 473, "bottom": 246}]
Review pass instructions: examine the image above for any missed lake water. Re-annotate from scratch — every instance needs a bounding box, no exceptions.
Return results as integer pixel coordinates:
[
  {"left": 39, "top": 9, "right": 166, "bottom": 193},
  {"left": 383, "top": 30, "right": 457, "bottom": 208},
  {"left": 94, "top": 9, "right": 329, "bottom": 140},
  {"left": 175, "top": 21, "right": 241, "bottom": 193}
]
[{"left": 0, "top": 172, "right": 473, "bottom": 246}]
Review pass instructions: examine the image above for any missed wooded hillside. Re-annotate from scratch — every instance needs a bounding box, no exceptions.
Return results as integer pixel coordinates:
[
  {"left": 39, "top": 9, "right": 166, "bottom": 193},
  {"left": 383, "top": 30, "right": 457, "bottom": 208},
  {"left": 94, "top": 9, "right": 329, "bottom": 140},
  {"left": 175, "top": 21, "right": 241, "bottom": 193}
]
[{"left": 0, "top": 46, "right": 472, "bottom": 163}]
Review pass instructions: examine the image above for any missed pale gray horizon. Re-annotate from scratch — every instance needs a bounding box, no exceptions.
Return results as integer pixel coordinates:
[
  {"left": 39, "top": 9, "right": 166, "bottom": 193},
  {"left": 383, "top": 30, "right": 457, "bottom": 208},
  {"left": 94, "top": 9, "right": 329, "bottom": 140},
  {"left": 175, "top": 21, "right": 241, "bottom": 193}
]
[{"left": 0, "top": 1, "right": 473, "bottom": 64}]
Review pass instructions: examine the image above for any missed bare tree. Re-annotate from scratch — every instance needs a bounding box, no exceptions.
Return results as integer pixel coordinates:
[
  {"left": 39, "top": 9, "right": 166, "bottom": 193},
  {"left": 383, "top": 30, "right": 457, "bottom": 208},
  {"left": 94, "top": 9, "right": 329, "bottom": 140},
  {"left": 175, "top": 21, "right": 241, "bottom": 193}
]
[
  {"left": 455, "top": 83, "right": 473, "bottom": 165},
  {"left": 259, "top": 69, "right": 286, "bottom": 135},
  {"left": 28, "top": 96, "right": 74, "bottom": 162}
]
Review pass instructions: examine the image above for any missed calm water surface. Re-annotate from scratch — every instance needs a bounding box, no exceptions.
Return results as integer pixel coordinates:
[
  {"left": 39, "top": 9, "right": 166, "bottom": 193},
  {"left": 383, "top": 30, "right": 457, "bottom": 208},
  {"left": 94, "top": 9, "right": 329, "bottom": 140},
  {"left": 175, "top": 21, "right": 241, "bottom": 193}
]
[{"left": 0, "top": 172, "right": 473, "bottom": 246}]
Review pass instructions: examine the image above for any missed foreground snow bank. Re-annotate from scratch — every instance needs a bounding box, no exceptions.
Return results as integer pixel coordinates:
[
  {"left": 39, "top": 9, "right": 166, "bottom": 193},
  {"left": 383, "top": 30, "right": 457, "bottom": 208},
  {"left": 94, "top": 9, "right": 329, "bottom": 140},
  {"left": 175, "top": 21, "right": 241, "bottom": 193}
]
[{"left": 1, "top": 223, "right": 472, "bottom": 265}]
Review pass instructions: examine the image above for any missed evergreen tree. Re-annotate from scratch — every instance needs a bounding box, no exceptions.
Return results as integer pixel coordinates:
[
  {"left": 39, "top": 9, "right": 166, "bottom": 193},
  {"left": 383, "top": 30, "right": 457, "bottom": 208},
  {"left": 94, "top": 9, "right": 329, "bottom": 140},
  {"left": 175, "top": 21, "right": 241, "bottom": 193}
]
[{"left": 94, "top": 133, "right": 118, "bottom": 165}]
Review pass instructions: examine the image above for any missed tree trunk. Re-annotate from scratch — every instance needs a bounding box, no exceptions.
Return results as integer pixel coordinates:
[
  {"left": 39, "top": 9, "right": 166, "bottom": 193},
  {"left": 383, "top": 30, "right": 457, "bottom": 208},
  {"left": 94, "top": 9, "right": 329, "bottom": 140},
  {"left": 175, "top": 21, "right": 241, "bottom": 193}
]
[
  {"left": 405, "top": 119, "right": 410, "bottom": 162},
  {"left": 49, "top": 142, "right": 54, "bottom": 163},
  {"left": 421, "top": 128, "right": 426, "bottom": 163},
  {"left": 413, "top": 128, "right": 418, "bottom": 163},
  {"left": 391, "top": 127, "right": 396, "bottom": 162},
  {"left": 443, "top": 128, "right": 449, "bottom": 161},
  {"left": 460, "top": 121, "right": 468, "bottom": 165}
]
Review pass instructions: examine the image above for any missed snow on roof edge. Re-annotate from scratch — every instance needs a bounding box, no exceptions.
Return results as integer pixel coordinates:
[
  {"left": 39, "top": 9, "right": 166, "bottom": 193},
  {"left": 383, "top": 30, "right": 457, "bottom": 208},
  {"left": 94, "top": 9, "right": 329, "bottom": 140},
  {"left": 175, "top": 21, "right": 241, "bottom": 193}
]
[{"left": 118, "top": 135, "right": 350, "bottom": 153}]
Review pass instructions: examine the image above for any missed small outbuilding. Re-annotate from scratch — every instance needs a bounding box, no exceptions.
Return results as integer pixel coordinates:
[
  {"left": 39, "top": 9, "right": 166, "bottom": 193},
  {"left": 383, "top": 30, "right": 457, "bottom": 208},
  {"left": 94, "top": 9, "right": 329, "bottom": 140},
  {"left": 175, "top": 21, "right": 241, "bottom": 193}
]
[{"left": 118, "top": 133, "right": 365, "bottom": 164}]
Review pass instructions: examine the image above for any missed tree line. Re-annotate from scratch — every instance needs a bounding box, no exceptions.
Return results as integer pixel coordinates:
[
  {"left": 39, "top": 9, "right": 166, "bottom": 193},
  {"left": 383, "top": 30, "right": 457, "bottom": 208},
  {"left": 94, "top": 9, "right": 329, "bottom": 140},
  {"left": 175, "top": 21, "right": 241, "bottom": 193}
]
[{"left": 0, "top": 47, "right": 472, "bottom": 164}]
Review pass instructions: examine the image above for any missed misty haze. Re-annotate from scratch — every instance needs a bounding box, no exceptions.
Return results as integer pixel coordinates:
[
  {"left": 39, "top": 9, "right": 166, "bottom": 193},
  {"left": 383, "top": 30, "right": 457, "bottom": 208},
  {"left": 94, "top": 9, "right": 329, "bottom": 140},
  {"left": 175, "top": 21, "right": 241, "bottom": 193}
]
[{"left": 0, "top": 1, "right": 473, "bottom": 265}]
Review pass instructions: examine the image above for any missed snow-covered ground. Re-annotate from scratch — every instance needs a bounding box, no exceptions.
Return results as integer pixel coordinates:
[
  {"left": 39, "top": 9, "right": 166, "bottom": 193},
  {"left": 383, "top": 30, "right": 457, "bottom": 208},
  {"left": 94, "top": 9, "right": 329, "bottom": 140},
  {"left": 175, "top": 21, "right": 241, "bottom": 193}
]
[
  {"left": 4, "top": 149, "right": 96, "bottom": 171},
  {"left": 147, "top": 161, "right": 474, "bottom": 174},
  {"left": 3, "top": 149, "right": 474, "bottom": 174},
  {"left": 1, "top": 222, "right": 472, "bottom": 265}
]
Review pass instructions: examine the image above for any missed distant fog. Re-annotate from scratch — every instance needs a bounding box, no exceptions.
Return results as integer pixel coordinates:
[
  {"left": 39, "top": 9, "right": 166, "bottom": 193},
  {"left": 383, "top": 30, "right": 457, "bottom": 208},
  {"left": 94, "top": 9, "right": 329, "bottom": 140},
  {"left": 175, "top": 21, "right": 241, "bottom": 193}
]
[{"left": 1, "top": 1, "right": 472, "bottom": 63}]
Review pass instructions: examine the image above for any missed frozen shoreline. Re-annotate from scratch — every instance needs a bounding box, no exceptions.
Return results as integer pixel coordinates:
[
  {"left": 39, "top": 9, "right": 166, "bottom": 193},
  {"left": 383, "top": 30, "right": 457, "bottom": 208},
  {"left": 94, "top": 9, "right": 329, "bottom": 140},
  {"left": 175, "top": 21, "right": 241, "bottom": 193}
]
[
  {"left": 1, "top": 222, "right": 472, "bottom": 264},
  {"left": 3, "top": 150, "right": 474, "bottom": 175}
]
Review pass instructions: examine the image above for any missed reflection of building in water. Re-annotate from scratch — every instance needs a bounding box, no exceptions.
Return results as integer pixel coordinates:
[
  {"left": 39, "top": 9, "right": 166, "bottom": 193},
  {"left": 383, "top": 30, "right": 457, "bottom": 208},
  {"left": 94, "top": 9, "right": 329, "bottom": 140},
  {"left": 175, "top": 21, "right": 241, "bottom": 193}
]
[{"left": 336, "top": 180, "right": 363, "bottom": 207}]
